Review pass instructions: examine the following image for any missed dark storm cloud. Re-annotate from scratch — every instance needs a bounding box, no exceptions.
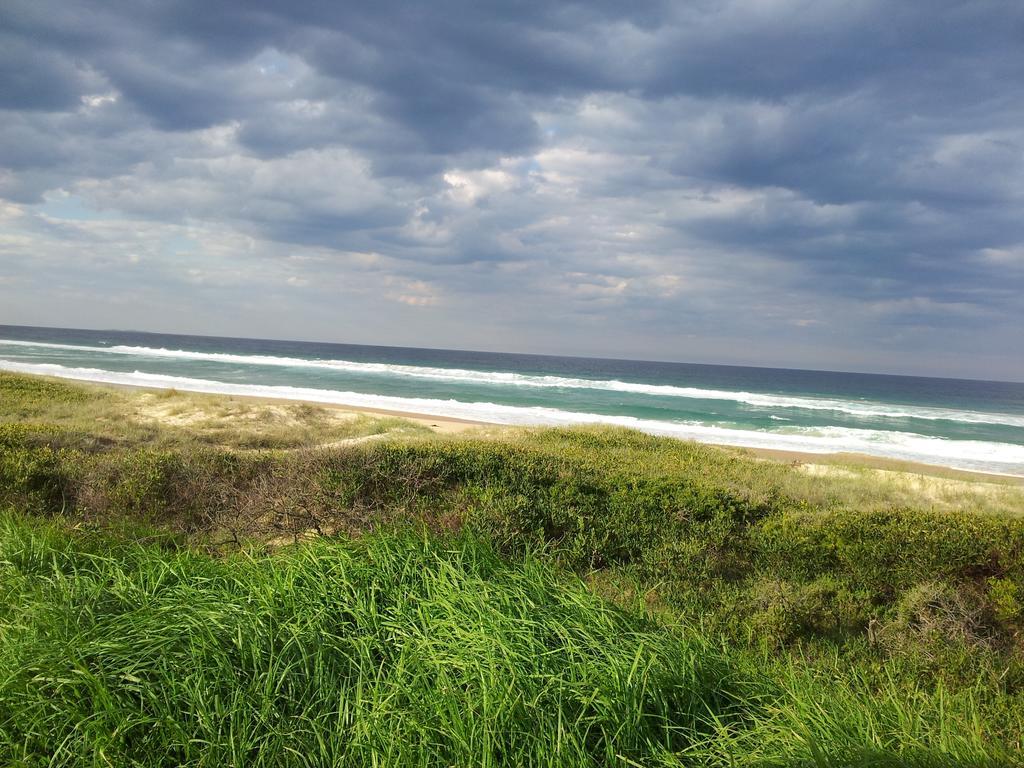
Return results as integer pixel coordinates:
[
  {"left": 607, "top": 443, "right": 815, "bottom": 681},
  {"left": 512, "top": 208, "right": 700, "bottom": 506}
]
[
  {"left": 0, "top": 35, "right": 94, "bottom": 111},
  {"left": 644, "top": 2, "right": 1024, "bottom": 99},
  {"left": 0, "top": 0, "right": 1022, "bottom": 377}
]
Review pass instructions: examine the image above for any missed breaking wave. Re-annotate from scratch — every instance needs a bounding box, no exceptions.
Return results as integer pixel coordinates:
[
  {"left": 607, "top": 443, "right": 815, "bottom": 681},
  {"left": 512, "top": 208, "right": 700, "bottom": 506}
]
[{"left": 2, "top": 339, "right": 1022, "bottom": 428}]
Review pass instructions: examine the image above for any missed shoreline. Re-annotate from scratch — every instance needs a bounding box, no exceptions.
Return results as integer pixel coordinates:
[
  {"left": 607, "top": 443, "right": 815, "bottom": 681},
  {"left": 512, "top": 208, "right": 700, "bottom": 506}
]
[{"left": 55, "top": 374, "right": 1024, "bottom": 487}]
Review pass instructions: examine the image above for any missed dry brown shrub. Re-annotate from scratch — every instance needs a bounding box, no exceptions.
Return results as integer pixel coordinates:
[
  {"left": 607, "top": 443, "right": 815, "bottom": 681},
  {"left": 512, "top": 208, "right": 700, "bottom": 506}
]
[{"left": 878, "top": 580, "right": 994, "bottom": 655}]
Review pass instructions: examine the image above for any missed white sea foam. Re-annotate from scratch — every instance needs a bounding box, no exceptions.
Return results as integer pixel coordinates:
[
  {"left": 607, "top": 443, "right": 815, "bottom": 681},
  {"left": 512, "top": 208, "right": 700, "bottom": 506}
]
[
  {"left": 3, "top": 359, "right": 1022, "bottom": 476},
  {"left": 2, "top": 339, "right": 1022, "bottom": 428}
]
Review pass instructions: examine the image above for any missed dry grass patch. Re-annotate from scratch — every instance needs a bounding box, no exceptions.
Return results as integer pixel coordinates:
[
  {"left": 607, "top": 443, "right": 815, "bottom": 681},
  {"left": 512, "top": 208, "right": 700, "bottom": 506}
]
[
  {"left": 0, "top": 372, "right": 430, "bottom": 450},
  {"left": 792, "top": 462, "right": 1024, "bottom": 517}
]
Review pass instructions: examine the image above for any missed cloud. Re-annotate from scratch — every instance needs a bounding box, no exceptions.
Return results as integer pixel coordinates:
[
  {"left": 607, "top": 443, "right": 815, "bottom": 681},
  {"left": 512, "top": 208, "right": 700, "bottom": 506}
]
[{"left": 0, "top": 0, "right": 1022, "bottom": 378}]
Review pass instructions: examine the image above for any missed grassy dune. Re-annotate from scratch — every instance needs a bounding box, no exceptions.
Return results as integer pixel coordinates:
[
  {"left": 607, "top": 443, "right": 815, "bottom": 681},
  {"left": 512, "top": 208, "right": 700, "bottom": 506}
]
[
  {"left": 1, "top": 372, "right": 1023, "bottom": 765},
  {"left": 0, "top": 372, "right": 432, "bottom": 450}
]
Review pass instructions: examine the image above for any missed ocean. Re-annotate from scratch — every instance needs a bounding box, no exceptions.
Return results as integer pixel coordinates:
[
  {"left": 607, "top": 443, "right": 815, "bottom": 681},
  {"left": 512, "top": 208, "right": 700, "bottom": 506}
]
[{"left": 1, "top": 324, "right": 1023, "bottom": 476}]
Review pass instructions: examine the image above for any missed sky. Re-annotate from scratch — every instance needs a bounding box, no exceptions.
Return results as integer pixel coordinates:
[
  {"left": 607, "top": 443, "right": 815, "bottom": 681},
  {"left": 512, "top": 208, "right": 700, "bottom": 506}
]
[{"left": 1, "top": 1, "right": 1023, "bottom": 380}]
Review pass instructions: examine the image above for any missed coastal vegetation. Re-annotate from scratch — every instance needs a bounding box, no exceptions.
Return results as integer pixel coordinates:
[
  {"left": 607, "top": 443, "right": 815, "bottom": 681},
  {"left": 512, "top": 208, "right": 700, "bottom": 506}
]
[{"left": 1, "top": 372, "right": 1023, "bottom": 766}]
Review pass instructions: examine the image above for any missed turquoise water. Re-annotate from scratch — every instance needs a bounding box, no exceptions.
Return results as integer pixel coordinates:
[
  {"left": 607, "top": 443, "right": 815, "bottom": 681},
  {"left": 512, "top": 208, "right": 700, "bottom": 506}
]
[{"left": 1, "top": 325, "right": 1023, "bottom": 475}]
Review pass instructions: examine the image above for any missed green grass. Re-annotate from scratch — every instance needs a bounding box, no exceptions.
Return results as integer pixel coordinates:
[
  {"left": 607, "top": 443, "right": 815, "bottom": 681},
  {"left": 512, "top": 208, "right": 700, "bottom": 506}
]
[
  {"left": 2, "top": 372, "right": 1024, "bottom": 764},
  {"left": 0, "top": 513, "right": 1013, "bottom": 767}
]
